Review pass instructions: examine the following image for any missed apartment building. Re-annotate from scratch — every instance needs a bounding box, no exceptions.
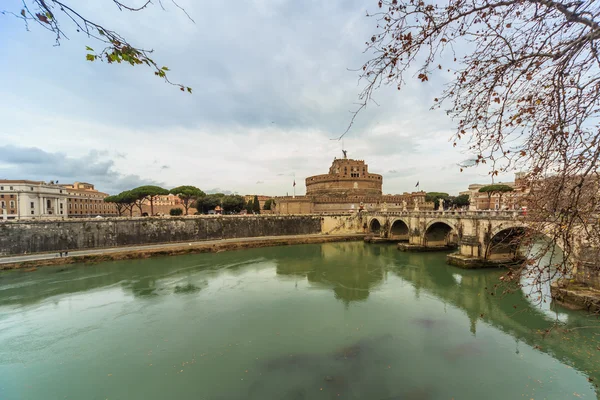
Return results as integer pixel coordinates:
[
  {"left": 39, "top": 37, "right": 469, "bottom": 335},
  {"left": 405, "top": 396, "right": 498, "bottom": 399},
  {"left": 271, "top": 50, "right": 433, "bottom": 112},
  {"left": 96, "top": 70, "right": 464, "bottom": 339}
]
[
  {"left": 0, "top": 180, "right": 68, "bottom": 220},
  {"left": 60, "top": 182, "right": 117, "bottom": 217}
]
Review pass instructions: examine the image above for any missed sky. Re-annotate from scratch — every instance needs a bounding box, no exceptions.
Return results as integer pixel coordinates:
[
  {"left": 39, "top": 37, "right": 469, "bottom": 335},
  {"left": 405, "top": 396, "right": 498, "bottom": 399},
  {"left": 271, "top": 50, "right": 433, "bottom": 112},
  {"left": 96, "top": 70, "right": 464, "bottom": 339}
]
[{"left": 0, "top": 0, "right": 514, "bottom": 196}]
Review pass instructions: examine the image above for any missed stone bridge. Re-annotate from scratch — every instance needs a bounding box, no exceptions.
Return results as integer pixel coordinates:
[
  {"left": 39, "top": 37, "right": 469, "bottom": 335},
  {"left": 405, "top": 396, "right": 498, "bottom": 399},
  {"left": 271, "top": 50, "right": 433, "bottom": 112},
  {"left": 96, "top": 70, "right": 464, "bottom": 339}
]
[
  {"left": 358, "top": 209, "right": 599, "bottom": 312},
  {"left": 362, "top": 210, "right": 554, "bottom": 268}
]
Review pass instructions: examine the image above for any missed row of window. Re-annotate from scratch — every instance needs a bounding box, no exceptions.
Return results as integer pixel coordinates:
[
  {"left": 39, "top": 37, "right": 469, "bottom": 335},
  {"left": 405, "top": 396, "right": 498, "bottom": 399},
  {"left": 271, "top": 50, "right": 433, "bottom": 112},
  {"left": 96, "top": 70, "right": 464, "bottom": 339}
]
[
  {"left": 68, "top": 198, "right": 106, "bottom": 203},
  {"left": 0, "top": 186, "right": 62, "bottom": 193},
  {"left": 70, "top": 192, "right": 104, "bottom": 198},
  {"left": 0, "top": 194, "right": 15, "bottom": 199},
  {"left": 0, "top": 201, "right": 15, "bottom": 208},
  {"left": 68, "top": 203, "right": 112, "bottom": 210}
]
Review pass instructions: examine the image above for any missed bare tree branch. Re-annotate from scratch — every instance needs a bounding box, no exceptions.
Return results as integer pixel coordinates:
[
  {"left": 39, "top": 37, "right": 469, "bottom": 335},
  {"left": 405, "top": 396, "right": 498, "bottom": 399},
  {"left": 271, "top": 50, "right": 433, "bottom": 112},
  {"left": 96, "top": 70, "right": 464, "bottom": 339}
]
[{"left": 2, "top": 0, "right": 194, "bottom": 92}]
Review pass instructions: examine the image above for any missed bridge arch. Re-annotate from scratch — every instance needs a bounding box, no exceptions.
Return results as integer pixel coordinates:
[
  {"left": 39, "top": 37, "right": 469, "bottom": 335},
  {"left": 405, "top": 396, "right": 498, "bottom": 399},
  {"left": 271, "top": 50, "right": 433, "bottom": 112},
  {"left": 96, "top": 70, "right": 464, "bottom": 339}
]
[
  {"left": 486, "top": 224, "right": 564, "bottom": 262},
  {"left": 389, "top": 218, "right": 410, "bottom": 240},
  {"left": 369, "top": 218, "right": 382, "bottom": 235},
  {"left": 424, "top": 220, "right": 458, "bottom": 247}
]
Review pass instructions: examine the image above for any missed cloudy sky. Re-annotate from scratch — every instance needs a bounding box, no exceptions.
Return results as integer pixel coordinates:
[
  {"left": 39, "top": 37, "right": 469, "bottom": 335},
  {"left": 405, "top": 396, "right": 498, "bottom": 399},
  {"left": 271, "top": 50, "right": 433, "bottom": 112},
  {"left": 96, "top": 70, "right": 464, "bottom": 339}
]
[{"left": 0, "top": 0, "right": 512, "bottom": 195}]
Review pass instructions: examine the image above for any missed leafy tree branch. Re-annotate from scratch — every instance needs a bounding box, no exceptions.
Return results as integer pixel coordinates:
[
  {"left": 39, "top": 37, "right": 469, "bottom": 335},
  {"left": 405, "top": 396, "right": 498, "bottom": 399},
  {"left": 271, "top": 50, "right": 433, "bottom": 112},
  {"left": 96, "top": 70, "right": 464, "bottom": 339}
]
[{"left": 2, "top": 0, "right": 193, "bottom": 92}]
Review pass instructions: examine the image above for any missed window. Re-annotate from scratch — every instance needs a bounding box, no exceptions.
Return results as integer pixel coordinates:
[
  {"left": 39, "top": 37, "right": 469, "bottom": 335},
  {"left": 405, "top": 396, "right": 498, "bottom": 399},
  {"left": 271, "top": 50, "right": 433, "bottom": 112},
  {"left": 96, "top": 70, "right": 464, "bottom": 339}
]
[
  {"left": 60, "top": 210, "right": 63, "bottom": 215},
  {"left": 60, "top": 203, "right": 63, "bottom": 209},
  {"left": 30, "top": 187, "right": 33, "bottom": 191},
  {"left": 30, "top": 202, "right": 34, "bottom": 208},
  {"left": 31, "top": 210, "right": 35, "bottom": 215},
  {"left": 46, "top": 199, "right": 51, "bottom": 208},
  {"left": 10, "top": 194, "right": 14, "bottom": 198},
  {"left": 9, "top": 201, "right": 14, "bottom": 208},
  {"left": 1, "top": 201, "right": 4, "bottom": 208},
  {"left": 0, "top": 186, "right": 3, "bottom": 190},
  {"left": 9, "top": 186, "right": 13, "bottom": 190}
]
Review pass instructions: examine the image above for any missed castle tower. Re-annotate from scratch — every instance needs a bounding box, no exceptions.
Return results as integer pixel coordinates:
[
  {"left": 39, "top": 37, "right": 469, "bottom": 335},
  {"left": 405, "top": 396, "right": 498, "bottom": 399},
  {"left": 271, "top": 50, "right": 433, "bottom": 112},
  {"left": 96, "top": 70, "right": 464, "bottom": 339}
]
[{"left": 305, "top": 158, "right": 383, "bottom": 197}]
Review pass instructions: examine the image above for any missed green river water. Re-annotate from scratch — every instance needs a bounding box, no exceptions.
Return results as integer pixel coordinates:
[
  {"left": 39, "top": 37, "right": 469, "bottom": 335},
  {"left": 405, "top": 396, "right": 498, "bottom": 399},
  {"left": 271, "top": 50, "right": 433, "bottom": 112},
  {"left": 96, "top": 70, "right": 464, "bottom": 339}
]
[{"left": 0, "top": 242, "right": 599, "bottom": 400}]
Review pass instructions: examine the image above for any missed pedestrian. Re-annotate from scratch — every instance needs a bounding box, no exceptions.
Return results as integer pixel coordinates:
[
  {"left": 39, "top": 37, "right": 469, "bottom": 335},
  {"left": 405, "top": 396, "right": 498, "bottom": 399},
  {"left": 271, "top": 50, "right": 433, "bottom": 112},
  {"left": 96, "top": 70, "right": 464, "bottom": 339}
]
[
  {"left": 59, "top": 251, "right": 63, "bottom": 257},
  {"left": 65, "top": 251, "right": 69, "bottom": 257}
]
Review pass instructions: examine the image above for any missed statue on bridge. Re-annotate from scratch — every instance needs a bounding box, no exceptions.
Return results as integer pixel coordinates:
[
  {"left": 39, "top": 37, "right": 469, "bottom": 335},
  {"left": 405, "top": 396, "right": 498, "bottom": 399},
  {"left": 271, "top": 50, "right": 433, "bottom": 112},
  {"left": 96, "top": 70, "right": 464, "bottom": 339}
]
[
  {"left": 468, "top": 193, "right": 477, "bottom": 211},
  {"left": 413, "top": 197, "right": 419, "bottom": 211},
  {"left": 438, "top": 198, "right": 444, "bottom": 211},
  {"left": 402, "top": 199, "right": 407, "bottom": 212}
]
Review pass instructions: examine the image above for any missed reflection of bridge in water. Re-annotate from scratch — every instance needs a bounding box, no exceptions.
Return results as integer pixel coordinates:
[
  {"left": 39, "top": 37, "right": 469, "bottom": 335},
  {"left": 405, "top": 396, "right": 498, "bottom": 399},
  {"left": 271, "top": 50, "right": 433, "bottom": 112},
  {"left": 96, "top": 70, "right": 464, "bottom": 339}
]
[{"left": 275, "top": 242, "right": 600, "bottom": 392}]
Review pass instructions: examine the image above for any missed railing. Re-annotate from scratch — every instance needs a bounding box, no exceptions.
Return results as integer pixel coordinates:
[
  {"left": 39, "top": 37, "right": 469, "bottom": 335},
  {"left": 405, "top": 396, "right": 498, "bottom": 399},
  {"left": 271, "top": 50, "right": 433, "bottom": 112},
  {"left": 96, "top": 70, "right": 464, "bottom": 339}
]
[{"left": 363, "top": 209, "right": 525, "bottom": 219}]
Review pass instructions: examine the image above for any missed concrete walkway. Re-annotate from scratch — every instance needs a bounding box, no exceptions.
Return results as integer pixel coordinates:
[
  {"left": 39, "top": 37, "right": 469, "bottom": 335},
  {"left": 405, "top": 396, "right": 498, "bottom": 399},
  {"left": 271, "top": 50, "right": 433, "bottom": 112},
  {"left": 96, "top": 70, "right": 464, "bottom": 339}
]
[{"left": 0, "top": 234, "right": 364, "bottom": 265}]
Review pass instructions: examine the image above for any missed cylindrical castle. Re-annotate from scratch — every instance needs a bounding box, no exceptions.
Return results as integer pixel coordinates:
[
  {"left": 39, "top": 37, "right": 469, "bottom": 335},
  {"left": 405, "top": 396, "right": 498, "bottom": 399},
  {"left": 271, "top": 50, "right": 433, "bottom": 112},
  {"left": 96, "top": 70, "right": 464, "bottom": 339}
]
[{"left": 305, "top": 158, "right": 382, "bottom": 197}]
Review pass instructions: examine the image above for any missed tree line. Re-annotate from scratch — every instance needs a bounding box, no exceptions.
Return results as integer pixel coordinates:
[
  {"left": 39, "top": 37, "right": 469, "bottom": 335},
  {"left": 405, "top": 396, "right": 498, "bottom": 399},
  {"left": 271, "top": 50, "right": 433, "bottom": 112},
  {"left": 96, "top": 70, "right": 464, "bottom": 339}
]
[
  {"left": 425, "top": 185, "right": 514, "bottom": 210},
  {"left": 104, "top": 185, "right": 275, "bottom": 217},
  {"left": 425, "top": 192, "right": 470, "bottom": 210}
]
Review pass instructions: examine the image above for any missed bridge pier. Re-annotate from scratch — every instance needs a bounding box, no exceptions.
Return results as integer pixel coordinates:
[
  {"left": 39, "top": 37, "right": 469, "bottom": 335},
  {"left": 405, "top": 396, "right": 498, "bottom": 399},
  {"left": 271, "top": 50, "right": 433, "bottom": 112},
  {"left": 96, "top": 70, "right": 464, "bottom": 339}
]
[
  {"left": 446, "top": 253, "right": 525, "bottom": 269},
  {"left": 397, "top": 235, "right": 457, "bottom": 252},
  {"left": 446, "top": 233, "right": 525, "bottom": 269}
]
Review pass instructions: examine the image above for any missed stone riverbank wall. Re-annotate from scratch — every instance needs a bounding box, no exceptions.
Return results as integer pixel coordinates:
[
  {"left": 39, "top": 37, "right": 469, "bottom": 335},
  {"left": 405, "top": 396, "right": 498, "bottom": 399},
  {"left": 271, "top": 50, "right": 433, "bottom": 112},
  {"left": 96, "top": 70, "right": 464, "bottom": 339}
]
[{"left": 0, "top": 215, "right": 364, "bottom": 256}]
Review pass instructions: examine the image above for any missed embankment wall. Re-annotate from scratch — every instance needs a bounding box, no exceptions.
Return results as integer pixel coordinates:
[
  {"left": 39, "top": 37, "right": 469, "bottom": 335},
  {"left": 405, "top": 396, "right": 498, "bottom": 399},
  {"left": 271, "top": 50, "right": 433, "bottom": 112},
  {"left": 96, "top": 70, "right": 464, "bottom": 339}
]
[{"left": 0, "top": 215, "right": 360, "bottom": 256}]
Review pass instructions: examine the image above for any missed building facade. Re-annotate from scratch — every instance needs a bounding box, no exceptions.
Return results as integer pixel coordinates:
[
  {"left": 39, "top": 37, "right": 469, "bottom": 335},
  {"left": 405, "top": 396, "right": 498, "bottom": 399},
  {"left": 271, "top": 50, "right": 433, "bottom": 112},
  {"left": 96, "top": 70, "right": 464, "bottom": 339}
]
[
  {"left": 0, "top": 180, "right": 69, "bottom": 220},
  {"left": 274, "top": 155, "right": 432, "bottom": 214},
  {"left": 462, "top": 173, "right": 529, "bottom": 210},
  {"left": 61, "top": 182, "right": 117, "bottom": 217}
]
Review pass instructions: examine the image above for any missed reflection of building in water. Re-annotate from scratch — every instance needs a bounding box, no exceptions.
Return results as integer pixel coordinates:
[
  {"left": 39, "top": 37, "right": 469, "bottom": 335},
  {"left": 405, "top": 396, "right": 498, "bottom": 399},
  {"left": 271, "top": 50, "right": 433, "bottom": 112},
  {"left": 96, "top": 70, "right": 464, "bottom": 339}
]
[
  {"left": 274, "top": 154, "right": 433, "bottom": 214},
  {"left": 275, "top": 242, "right": 387, "bottom": 304}
]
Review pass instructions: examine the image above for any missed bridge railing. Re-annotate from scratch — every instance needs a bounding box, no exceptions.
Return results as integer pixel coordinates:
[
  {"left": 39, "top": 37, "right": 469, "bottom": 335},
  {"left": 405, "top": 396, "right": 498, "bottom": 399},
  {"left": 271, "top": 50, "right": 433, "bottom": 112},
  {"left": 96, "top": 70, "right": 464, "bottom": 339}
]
[{"left": 362, "top": 210, "right": 525, "bottom": 219}]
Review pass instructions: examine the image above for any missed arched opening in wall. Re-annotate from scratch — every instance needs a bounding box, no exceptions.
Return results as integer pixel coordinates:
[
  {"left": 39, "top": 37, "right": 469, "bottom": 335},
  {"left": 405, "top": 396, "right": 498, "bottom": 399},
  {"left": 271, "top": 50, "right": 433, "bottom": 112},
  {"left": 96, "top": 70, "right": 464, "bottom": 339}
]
[
  {"left": 424, "top": 222, "right": 456, "bottom": 247},
  {"left": 369, "top": 219, "right": 381, "bottom": 235},
  {"left": 390, "top": 220, "right": 409, "bottom": 241},
  {"left": 485, "top": 227, "right": 529, "bottom": 261}
]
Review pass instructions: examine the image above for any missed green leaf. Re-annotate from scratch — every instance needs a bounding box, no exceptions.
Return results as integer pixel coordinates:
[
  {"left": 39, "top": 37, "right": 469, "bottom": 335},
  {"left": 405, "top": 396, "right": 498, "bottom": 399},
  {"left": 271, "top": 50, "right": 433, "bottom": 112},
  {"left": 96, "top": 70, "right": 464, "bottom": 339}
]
[
  {"left": 85, "top": 46, "right": 94, "bottom": 51},
  {"left": 98, "top": 29, "right": 105, "bottom": 36},
  {"left": 20, "top": 9, "right": 25, "bottom": 17},
  {"left": 187, "top": 87, "right": 192, "bottom": 93},
  {"left": 86, "top": 54, "right": 95, "bottom": 62},
  {"left": 161, "top": 66, "right": 170, "bottom": 71}
]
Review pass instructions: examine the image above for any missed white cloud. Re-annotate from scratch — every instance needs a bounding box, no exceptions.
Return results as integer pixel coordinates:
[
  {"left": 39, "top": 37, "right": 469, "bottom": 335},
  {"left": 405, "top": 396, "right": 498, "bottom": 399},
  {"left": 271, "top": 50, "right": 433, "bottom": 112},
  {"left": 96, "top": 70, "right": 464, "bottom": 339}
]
[{"left": 0, "top": 0, "right": 512, "bottom": 196}]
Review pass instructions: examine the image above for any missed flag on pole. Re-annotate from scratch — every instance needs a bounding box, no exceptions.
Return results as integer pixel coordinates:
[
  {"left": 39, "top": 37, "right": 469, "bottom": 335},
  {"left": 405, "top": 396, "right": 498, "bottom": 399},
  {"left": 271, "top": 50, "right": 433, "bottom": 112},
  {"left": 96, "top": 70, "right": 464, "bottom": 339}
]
[
  {"left": 293, "top": 180, "right": 296, "bottom": 187},
  {"left": 415, "top": 181, "right": 420, "bottom": 188}
]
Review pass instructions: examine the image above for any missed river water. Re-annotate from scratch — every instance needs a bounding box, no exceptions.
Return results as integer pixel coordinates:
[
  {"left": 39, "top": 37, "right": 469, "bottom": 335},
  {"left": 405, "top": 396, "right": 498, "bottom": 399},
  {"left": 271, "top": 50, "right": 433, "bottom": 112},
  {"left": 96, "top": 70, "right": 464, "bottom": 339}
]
[{"left": 0, "top": 242, "right": 599, "bottom": 399}]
